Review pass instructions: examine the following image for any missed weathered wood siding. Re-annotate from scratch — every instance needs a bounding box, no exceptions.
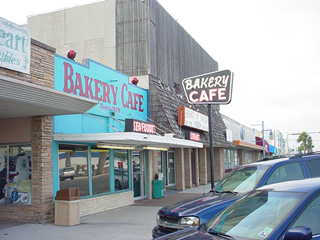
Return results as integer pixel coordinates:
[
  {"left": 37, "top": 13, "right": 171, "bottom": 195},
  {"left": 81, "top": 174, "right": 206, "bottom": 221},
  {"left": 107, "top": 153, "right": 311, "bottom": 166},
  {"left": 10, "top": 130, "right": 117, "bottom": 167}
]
[
  {"left": 116, "top": 0, "right": 218, "bottom": 84},
  {"left": 116, "top": 0, "right": 226, "bottom": 145}
]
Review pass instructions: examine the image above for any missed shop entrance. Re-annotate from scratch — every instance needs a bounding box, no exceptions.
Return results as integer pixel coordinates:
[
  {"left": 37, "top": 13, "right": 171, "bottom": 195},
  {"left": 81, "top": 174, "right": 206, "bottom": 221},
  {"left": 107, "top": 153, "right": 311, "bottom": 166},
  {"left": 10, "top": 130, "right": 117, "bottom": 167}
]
[
  {"left": 161, "top": 151, "right": 176, "bottom": 187},
  {"left": 132, "top": 151, "right": 145, "bottom": 199}
]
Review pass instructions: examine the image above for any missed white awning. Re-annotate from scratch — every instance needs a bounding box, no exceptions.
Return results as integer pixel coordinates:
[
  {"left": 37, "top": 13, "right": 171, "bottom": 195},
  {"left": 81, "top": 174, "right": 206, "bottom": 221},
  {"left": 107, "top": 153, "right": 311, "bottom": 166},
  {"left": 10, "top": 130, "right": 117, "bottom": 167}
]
[
  {"left": 0, "top": 74, "right": 97, "bottom": 118},
  {"left": 54, "top": 132, "right": 203, "bottom": 149}
]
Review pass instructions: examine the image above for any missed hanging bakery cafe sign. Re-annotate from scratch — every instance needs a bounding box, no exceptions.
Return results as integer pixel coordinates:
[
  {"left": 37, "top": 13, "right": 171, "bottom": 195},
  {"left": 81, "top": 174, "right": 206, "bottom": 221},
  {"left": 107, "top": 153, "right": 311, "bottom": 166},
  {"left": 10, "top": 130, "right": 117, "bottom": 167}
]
[
  {"left": 182, "top": 69, "right": 234, "bottom": 192},
  {"left": 182, "top": 70, "right": 233, "bottom": 105}
]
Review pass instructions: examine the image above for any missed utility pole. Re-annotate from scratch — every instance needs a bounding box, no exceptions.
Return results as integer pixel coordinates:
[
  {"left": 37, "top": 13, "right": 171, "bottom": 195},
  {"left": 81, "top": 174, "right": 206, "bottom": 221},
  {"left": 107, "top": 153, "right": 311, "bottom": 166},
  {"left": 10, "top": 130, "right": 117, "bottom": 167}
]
[{"left": 208, "top": 104, "right": 215, "bottom": 192}]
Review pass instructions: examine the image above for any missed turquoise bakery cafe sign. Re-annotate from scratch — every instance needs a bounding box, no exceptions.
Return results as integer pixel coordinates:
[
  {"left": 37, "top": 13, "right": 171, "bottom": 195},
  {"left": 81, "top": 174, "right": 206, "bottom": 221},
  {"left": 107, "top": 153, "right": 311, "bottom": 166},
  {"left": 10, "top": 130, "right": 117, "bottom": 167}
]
[{"left": 0, "top": 17, "right": 30, "bottom": 74}]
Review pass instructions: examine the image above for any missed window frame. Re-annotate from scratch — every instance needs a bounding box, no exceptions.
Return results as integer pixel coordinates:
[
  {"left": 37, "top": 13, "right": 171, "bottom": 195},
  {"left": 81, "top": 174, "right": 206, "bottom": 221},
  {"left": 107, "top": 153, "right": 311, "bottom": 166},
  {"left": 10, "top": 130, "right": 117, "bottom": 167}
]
[
  {"left": 306, "top": 158, "right": 320, "bottom": 178},
  {"left": 57, "top": 144, "right": 132, "bottom": 199},
  {"left": 265, "top": 162, "right": 305, "bottom": 185}
]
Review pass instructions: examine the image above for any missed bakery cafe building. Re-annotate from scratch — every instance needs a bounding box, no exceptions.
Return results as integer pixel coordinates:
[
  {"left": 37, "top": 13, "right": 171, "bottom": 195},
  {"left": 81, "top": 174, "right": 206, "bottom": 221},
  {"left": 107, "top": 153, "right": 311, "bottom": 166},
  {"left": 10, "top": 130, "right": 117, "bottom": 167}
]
[
  {"left": 0, "top": 16, "right": 202, "bottom": 222},
  {"left": 51, "top": 55, "right": 203, "bottom": 217}
]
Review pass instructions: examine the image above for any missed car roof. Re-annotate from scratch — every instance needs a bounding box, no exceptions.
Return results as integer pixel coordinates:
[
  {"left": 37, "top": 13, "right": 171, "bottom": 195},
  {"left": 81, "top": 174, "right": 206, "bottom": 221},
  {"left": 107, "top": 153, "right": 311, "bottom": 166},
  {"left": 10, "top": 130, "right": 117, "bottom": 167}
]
[
  {"left": 243, "top": 152, "right": 320, "bottom": 168},
  {"left": 257, "top": 178, "right": 320, "bottom": 193},
  {"left": 244, "top": 157, "right": 289, "bottom": 167}
]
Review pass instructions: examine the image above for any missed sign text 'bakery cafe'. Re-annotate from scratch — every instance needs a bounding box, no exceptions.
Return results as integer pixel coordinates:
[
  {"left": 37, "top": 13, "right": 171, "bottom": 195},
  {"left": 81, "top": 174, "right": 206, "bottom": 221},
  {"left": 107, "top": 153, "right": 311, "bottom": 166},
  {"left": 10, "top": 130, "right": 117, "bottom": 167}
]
[{"left": 54, "top": 55, "right": 148, "bottom": 120}]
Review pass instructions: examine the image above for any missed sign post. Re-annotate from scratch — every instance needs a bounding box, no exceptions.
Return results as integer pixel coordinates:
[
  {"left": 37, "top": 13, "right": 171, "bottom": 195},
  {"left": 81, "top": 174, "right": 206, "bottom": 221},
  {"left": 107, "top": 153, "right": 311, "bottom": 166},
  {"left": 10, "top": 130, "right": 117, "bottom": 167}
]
[{"left": 182, "top": 70, "right": 233, "bottom": 192}]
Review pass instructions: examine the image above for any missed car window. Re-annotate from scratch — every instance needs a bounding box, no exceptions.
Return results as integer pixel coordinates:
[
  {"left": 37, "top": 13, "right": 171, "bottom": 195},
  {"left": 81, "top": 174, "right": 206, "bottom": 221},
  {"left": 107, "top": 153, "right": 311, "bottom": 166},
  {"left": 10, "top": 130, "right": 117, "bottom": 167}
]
[
  {"left": 292, "top": 194, "right": 320, "bottom": 235},
  {"left": 306, "top": 159, "right": 320, "bottom": 178},
  {"left": 215, "top": 165, "right": 269, "bottom": 193},
  {"left": 208, "top": 191, "right": 304, "bottom": 240},
  {"left": 266, "top": 163, "right": 304, "bottom": 185}
]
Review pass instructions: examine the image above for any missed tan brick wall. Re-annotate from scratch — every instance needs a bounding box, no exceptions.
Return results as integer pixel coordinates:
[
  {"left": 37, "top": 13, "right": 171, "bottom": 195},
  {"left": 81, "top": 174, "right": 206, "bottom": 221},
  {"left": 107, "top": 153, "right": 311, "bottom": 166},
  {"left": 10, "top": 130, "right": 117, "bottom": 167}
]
[
  {"left": 175, "top": 148, "right": 185, "bottom": 191},
  {"left": 79, "top": 192, "right": 134, "bottom": 217},
  {"left": 207, "top": 147, "right": 225, "bottom": 182},
  {"left": 199, "top": 148, "right": 208, "bottom": 185},
  {"left": 214, "top": 148, "right": 225, "bottom": 181},
  {"left": 194, "top": 149, "right": 200, "bottom": 187},
  {"left": 0, "top": 39, "right": 55, "bottom": 88},
  {"left": 184, "top": 149, "right": 192, "bottom": 189},
  {"left": 0, "top": 40, "right": 55, "bottom": 223}
]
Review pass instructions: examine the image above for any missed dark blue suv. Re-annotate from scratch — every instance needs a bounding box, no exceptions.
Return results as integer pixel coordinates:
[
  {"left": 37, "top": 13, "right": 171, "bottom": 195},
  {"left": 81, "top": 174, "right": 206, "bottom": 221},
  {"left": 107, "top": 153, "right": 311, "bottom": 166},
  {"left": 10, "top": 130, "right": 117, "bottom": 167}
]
[
  {"left": 155, "top": 178, "right": 320, "bottom": 240},
  {"left": 152, "top": 153, "right": 320, "bottom": 239}
]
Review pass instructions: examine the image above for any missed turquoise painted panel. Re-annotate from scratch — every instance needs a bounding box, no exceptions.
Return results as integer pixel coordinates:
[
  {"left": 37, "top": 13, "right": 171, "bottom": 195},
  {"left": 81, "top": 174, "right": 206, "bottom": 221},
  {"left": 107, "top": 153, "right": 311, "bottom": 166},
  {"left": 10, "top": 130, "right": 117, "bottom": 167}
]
[
  {"left": 54, "top": 114, "right": 110, "bottom": 134},
  {"left": 54, "top": 115, "right": 83, "bottom": 134},
  {"left": 82, "top": 114, "right": 109, "bottom": 133},
  {"left": 51, "top": 141, "right": 59, "bottom": 197},
  {"left": 54, "top": 55, "right": 148, "bottom": 122}
]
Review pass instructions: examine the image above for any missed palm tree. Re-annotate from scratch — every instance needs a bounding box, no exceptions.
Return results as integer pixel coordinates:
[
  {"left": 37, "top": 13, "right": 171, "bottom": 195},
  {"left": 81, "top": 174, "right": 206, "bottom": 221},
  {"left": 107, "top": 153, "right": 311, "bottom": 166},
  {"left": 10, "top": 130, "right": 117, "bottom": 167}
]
[
  {"left": 297, "top": 132, "right": 313, "bottom": 154},
  {"left": 306, "top": 136, "right": 314, "bottom": 153}
]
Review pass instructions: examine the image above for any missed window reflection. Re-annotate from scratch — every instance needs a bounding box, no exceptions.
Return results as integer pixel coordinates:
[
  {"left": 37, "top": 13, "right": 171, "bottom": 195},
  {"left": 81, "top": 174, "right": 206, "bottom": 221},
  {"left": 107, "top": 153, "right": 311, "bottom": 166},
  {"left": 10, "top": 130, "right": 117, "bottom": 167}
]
[
  {"left": 59, "top": 145, "right": 89, "bottom": 196},
  {"left": 114, "top": 150, "right": 129, "bottom": 191},
  {"left": 92, "top": 149, "right": 110, "bottom": 195}
]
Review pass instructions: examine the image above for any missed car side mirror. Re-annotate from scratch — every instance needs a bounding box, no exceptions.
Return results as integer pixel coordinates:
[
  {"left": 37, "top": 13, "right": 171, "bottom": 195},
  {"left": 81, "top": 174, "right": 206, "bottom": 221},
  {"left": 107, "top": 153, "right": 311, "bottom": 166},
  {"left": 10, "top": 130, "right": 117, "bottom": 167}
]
[{"left": 284, "top": 227, "right": 312, "bottom": 240}]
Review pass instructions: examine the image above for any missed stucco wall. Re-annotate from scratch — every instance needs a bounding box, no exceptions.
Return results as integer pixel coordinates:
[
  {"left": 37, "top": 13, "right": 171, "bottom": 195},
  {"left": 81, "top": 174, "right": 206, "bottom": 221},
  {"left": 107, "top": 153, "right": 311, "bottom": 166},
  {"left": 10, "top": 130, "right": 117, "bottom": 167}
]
[
  {"left": 0, "top": 118, "right": 32, "bottom": 144},
  {"left": 28, "top": 0, "right": 117, "bottom": 69},
  {"left": 79, "top": 191, "right": 134, "bottom": 217}
]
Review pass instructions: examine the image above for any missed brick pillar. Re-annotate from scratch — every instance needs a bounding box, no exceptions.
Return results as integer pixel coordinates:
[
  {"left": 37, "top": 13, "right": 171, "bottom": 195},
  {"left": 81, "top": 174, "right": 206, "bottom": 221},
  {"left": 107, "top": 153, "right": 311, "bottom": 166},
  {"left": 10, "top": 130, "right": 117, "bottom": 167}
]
[
  {"left": 199, "top": 148, "right": 208, "bottom": 185},
  {"left": 184, "top": 149, "right": 192, "bottom": 189},
  {"left": 194, "top": 149, "right": 200, "bottom": 186},
  {"left": 238, "top": 149, "right": 244, "bottom": 165},
  {"left": 175, "top": 148, "right": 185, "bottom": 191},
  {"left": 31, "top": 116, "right": 53, "bottom": 222},
  {"left": 255, "top": 151, "right": 260, "bottom": 162},
  {"left": 213, "top": 147, "right": 225, "bottom": 181}
]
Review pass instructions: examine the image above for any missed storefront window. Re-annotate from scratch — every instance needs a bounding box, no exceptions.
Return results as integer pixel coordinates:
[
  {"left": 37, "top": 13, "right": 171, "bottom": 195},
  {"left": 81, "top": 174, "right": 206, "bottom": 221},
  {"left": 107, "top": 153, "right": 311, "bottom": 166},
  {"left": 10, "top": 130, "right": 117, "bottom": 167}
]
[
  {"left": 0, "top": 144, "right": 32, "bottom": 205},
  {"left": 167, "top": 152, "right": 175, "bottom": 185},
  {"left": 224, "top": 149, "right": 239, "bottom": 171},
  {"left": 91, "top": 149, "right": 110, "bottom": 195},
  {"left": 114, "top": 150, "right": 129, "bottom": 191},
  {"left": 59, "top": 145, "right": 89, "bottom": 196}
]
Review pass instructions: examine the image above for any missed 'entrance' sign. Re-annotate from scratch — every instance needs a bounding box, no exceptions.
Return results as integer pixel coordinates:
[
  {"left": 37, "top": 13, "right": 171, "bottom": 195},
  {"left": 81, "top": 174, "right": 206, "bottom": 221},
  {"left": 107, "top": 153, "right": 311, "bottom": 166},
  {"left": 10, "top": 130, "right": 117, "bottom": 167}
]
[{"left": 182, "top": 70, "right": 233, "bottom": 105}]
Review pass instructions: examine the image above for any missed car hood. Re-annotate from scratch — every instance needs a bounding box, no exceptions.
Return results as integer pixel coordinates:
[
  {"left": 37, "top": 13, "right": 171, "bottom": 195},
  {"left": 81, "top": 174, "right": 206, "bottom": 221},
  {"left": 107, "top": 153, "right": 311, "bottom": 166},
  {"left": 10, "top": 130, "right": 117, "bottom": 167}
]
[
  {"left": 156, "top": 228, "right": 216, "bottom": 240},
  {"left": 158, "top": 192, "right": 241, "bottom": 217}
]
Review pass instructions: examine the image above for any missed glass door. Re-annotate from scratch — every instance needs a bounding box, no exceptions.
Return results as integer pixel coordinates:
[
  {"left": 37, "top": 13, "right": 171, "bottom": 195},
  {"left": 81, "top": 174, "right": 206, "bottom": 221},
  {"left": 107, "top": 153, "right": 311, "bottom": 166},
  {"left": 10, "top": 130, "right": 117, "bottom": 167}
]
[
  {"left": 132, "top": 151, "right": 145, "bottom": 199},
  {"left": 167, "top": 152, "right": 176, "bottom": 186}
]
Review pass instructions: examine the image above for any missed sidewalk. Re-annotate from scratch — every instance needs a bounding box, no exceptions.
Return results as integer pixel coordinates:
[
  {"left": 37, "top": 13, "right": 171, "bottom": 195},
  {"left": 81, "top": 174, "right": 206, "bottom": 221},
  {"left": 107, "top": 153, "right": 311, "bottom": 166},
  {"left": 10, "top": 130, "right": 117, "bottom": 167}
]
[{"left": 0, "top": 184, "right": 211, "bottom": 240}]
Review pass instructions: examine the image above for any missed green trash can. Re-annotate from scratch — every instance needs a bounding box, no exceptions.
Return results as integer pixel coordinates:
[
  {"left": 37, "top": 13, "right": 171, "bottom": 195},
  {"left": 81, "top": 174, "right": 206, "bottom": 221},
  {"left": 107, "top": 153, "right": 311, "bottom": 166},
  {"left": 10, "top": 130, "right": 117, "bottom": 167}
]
[{"left": 152, "top": 179, "right": 164, "bottom": 199}]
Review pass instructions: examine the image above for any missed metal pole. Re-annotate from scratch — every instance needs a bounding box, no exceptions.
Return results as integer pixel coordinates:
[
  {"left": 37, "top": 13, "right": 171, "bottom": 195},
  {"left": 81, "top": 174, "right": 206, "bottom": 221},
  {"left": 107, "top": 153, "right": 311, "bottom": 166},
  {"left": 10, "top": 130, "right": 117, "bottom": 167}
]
[
  {"left": 208, "top": 104, "right": 215, "bottom": 192},
  {"left": 262, "top": 121, "right": 265, "bottom": 158}
]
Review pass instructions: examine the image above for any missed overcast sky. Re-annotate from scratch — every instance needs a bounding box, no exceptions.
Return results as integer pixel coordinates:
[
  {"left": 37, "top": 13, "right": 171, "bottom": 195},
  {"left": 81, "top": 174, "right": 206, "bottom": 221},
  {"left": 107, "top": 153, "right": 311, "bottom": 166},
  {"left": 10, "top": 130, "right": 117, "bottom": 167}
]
[{"left": 2, "top": 0, "right": 320, "bottom": 149}]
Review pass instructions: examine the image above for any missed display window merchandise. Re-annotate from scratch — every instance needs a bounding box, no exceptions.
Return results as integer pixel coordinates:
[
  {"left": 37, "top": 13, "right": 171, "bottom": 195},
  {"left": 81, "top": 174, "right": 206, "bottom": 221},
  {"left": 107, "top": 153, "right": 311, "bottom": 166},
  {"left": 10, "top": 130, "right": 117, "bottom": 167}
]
[{"left": 0, "top": 145, "right": 32, "bottom": 205}]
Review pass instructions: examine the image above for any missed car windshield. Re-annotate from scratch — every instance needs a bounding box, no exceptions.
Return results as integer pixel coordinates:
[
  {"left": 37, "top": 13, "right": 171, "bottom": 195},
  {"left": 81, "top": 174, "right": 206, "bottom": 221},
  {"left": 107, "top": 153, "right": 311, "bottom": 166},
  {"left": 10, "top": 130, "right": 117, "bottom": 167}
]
[
  {"left": 208, "top": 190, "right": 304, "bottom": 240},
  {"left": 215, "top": 165, "right": 269, "bottom": 193}
]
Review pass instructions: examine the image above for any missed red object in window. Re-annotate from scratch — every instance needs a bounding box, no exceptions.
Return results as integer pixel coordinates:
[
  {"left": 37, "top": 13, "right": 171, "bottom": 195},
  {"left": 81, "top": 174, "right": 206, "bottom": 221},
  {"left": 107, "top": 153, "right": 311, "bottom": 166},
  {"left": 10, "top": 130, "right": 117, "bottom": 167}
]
[
  {"left": 131, "top": 77, "right": 139, "bottom": 85},
  {"left": 67, "top": 50, "right": 77, "bottom": 60},
  {"left": 117, "top": 162, "right": 123, "bottom": 168}
]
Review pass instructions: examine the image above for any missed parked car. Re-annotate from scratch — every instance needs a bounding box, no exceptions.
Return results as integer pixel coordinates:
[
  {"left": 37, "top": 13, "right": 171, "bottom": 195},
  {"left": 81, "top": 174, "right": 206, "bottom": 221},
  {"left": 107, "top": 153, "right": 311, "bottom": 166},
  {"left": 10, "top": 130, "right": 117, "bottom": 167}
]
[
  {"left": 59, "top": 167, "right": 75, "bottom": 181},
  {"left": 152, "top": 153, "right": 320, "bottom": 238},
  {"left": 155, "top": 178, "right": 320, "bottom": 240}
]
